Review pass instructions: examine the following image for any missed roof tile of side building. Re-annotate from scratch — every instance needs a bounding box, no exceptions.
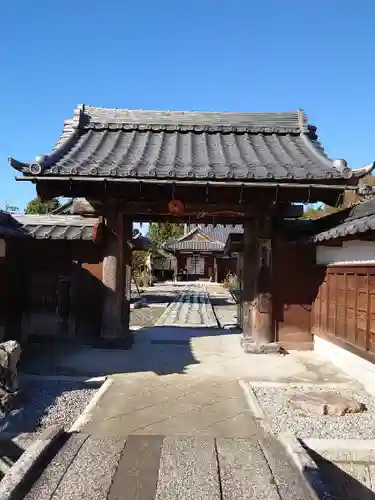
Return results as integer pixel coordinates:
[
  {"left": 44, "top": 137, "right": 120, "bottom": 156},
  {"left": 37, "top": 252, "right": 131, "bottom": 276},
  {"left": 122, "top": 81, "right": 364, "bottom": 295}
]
[
  {"left": 0, "top": 212, "right": 151, "bottom": 247},
  {"left": 9, "top": 105, "right": 373, "bottom": 182},
  {"left": 312, "top": 200, "right": 375, "bottom": 242},
  {"left": 0, "top": 213, "right": 98, "bottom": 240}
]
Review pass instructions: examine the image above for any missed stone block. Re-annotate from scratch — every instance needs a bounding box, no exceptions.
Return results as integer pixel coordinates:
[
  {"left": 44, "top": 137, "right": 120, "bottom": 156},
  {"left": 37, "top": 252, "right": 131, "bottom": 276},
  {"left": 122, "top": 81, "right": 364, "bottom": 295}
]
[
  {"left": 290, "top": 391, "right": 367, "bottom": 416},
  {"left": 0, "top": 341, "right": 21, "bottom": 393},
  {"left": 241, "top": 339, "right": 283, "bottom": 354}
]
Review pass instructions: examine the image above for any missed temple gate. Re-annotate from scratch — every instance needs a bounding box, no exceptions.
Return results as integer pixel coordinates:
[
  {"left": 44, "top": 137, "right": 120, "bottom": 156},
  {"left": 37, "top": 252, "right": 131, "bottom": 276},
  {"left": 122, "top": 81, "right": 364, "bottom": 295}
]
[{"left": 9, "top": 105, "right": 372, "bottom": 351}]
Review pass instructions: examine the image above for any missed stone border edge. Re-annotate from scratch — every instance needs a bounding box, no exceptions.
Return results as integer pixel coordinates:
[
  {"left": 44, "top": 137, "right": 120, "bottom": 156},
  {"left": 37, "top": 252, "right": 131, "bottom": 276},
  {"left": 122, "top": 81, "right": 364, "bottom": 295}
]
[
  {"left": 279, "top": 432, "right": 334, "bottom": 500},
  {"left": 239, "top": 380, "right": 333, "bottom": 499},
  {"left": 304, "top": 438, "right": 375, "bottom": 451},
  {"left": 69, "top": 377, "right": 113, "bottom": 432},
  {"left": 238, "top": 379, "right": 271, "bottom": 432},
  {"left": 19, "top": 374, "right": 106, "bottom": 385},
  {"left": 0, "top": 425, "right": 63, "bottom": 500}
]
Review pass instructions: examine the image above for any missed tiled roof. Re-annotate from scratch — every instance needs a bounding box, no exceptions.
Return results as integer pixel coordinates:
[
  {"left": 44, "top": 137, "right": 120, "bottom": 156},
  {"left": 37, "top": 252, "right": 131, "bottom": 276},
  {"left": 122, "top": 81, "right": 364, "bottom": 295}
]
[
  {"left": 165, "top": 239, "right": 225, "bottom": 252},
  {"left": 312, "top": 200, "right": 375, "bottom": 242},
  {"left": 184, "top": 224, "right": 243, "bottom": 244},
  {"left": 9, "top": 105, "right": 372, "bottom": 183},
  {"left": 0, "top": 213, "right": 97, "bottom": 240},
  {"left": 165, "top": 224, "right": 243, "bottom": 252},
  {"left": 0, "top": 212, "right": 153, "bottom": 249}
]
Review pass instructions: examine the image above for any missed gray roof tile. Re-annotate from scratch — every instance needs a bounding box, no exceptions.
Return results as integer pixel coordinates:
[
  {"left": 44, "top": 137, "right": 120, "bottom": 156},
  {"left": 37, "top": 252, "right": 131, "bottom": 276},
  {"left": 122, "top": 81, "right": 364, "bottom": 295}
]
[
  {"left": 165, "top": 224, "right": 243, "bottom": 252},
  {"left": 312, "top": 200, "right": 375, "bottom": 242},
  {"left": 165, "top": 240, "right": 225, "bottom": 252},
  {"left": 0, "top": 212, "right": 152, "bottom": 248},
  {"left": 185, "top": 224, "right": 243, "bottom": 243},
  {"left": 0, "top": 214, "right": 98, "bottom": 240},
  {"left": 9, "top": 105, "right": 360, "bottom": 183}
]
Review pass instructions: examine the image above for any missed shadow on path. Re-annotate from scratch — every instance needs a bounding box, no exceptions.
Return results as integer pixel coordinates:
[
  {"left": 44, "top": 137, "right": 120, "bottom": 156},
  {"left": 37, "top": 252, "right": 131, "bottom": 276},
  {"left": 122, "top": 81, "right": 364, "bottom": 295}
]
[
  {"left": 307, "top": 447, "right": 375, "bottom": 499},
  {"left": 20, "top": 325, "right": 239, "bottom": 378}
]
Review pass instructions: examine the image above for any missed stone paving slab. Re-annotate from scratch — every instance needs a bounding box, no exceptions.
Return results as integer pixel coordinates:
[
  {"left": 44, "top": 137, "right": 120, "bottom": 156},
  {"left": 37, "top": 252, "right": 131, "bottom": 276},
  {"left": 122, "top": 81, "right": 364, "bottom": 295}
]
[
  {"left": 216, "top": 437, "right": 282, "bottom": 500},
  {"left": 259, "top": 435, "right": 314, "bottom": 500},
  {"left": 81, "top": 375, "right": 257, "bottom": 437},
  {"left": 25, "top": 433, "right": 88, "bottom": 500},
  {"left": 155, "top": 436, "right": 221, "bottom": 500},
  {"left": 25, "top": 434, "right": 315, "bottom": 500},
  {"left": 109, "top": 434, "right": 163, "bottom": 500},
  {"left": 48, "top": 435, "right": 125, "bottom": 500},
  {"left": 155, "top": 283, "right": 218, "bottom": 328}
]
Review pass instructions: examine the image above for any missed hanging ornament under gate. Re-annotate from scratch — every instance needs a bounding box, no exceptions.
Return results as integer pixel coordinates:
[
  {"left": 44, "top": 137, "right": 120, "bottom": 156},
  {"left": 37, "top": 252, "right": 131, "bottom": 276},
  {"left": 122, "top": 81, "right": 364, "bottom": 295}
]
[{"left": 168, "top": 199, "right": 185, "bottom": 216}]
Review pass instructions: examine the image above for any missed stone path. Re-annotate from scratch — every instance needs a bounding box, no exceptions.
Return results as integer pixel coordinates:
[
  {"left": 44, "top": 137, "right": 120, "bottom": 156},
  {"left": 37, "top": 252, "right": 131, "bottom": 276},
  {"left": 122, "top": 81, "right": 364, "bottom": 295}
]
[
  {"left": 21, "top": 282, "right": 335, "bottom": 498},
  {"left": 25, "top": 433, "right": 314, "bottom": 500},
  {"left": 155, "top": 283, "right": 218, "bottom": 327}
]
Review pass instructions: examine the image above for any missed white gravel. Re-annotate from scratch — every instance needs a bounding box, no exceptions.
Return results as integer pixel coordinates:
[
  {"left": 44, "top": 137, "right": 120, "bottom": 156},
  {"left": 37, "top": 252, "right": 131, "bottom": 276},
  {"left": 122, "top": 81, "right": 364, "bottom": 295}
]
[
  {"left": 253, "top": 384, "right": 375, "bottom": 439},
  {"left": 0, "top": 380, "right": 97, "bottom": 436}
]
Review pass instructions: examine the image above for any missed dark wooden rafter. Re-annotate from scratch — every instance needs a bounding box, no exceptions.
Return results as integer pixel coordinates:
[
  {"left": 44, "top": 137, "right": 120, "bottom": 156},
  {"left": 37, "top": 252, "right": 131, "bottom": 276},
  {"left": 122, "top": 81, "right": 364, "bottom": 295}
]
[
  {"left": 36, "top": 178, "right": 350, "bottom": 203},
  {"left": 35, "top": 180, "right": 347, "bottom": 222}
]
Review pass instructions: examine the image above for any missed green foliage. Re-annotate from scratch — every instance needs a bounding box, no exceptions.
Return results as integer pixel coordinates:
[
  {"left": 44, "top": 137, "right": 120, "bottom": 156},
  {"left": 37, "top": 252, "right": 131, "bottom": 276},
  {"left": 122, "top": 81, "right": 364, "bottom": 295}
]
[
  {"left": 300, "top": 204, "right": 339, "bottom": 220},
  {"left": 25, "top": 197, "right": 61, "bottom": 214},
  {"left": 147, "top": 222, "right": 184, "bottom": 246},
  {"left": 132, "top": 250, "right": 150, "bottom": 287}
]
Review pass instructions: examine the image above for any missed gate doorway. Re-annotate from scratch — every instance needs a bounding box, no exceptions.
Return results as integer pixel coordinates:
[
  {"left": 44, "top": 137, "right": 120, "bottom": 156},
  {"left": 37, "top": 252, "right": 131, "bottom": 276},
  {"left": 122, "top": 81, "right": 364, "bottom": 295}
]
[{"left": 9, "top": 105, "right": 369, "bottom": 350}]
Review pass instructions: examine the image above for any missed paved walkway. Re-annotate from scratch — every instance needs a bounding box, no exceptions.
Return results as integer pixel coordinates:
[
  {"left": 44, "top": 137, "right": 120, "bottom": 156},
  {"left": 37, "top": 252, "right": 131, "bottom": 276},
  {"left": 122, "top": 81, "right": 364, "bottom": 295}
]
[
  {"left": 25, "top": 433, "right": 313, "bottom": 500},
  {"left": 24, "top": 283, "right": 335, "bottom": 498},
  {"left": 155, "top": 283, "right": 218, "bottom": 327}
]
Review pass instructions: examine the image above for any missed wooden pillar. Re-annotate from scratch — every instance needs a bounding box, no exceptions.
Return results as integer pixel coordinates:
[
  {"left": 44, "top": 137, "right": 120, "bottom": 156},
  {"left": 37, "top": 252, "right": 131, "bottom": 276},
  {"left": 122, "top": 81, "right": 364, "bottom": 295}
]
[
  {"left": 123, "top": 219, "right": 132, "bottom": 329},
  {"left": 241, "top": 218, "right": 256, "bottom": 338},
  {"left": 236, "top": 252, "right": 243, "bottom": 328},
  {"left": 101, "top": 215, "right": 133, "bottom": 348},
  {"left": 241, "top": 214, "right": 280, "bottom": 353},
  {"left": 213, "top": 256, "right": 218, "bottom": 282}
]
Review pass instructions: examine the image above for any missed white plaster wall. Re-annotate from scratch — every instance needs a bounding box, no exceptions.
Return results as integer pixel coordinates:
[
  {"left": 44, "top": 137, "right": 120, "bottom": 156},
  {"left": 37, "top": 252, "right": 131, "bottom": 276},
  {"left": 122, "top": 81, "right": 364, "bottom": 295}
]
[
  {"left": 314, "top": 335, "right": 375, "bottom": 395},
  {"left": 317, "top": 240, "right": 375, "bottom": 265}
]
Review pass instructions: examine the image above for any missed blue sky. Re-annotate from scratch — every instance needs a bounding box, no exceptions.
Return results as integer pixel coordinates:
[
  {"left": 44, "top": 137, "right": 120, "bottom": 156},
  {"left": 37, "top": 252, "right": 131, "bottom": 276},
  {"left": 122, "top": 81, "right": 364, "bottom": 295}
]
[{"left": 1, "top": 0, "right": 375, "bottom": 214}]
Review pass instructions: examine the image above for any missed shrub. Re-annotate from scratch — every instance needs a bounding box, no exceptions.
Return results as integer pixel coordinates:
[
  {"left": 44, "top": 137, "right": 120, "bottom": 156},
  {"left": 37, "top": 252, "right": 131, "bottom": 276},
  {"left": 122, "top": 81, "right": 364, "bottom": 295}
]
[{"left": 223, "top": 272, "right": 239, "bottom": 290}]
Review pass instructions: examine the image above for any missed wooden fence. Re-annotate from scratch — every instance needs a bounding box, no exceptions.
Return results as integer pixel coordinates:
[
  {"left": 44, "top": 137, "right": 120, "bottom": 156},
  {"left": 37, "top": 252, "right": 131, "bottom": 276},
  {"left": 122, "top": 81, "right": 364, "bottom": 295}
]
[{"left": 312, "top": 264, "right": 375, "bottom": 362}]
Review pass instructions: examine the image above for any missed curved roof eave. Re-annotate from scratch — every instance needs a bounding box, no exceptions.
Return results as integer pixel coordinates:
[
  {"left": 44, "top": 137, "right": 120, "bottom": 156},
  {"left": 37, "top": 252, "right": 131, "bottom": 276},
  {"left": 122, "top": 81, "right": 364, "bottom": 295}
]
[{"left": 8, "top": 104, "right": 373, "bottom": 184}]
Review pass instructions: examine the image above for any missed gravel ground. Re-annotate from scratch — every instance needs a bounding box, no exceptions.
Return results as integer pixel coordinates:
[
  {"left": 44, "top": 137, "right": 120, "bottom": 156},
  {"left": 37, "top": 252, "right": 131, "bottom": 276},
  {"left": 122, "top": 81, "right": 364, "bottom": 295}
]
[
  {"left": 0, "top": 380, "right": 97, "bottom": 436},
  {"left": 253, "top": 384, "right": 375, "bottom": 439},
  {"left": 130, "top": 306, "right": 166, "bottom": 327}
]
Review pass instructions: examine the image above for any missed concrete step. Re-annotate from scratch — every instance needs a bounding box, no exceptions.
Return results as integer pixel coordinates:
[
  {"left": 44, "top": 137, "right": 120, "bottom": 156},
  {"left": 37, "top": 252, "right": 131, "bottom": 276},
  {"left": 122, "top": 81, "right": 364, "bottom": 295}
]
[{"left": 24, "top": 433, "right": 316, "bottom": 500}]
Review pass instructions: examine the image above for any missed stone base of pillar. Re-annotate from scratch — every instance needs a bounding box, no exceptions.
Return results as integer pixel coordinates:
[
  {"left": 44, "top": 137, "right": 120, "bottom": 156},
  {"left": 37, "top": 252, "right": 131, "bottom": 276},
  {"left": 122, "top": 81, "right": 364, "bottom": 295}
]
[{"left": 241, "top": 337, "right": 283, "bottom": 354}]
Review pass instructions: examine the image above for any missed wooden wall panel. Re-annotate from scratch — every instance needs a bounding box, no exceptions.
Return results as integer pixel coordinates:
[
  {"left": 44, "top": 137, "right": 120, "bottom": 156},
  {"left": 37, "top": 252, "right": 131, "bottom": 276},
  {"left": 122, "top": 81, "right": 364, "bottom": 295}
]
[
  {"left": 273, "top": 239, "right": 322, "bottom": 350},
  {"left": 312, "top": 265, "right": 375, "bottom": 363}
]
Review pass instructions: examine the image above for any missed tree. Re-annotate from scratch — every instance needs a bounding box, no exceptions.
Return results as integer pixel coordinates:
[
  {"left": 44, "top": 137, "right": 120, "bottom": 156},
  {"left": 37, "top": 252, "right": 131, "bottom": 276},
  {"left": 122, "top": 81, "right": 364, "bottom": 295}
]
[
  {"left": 3, "top": 202, "right": 19, "bottom": 212},
  {"left": 147, "top": 222, "right": 184, "bottom": 246},
  {"left": 300, "top": 204, "right": 340, "bottom": 220},
  {"left": 25, "top": 197, "right": 61, "bottom": 214}
]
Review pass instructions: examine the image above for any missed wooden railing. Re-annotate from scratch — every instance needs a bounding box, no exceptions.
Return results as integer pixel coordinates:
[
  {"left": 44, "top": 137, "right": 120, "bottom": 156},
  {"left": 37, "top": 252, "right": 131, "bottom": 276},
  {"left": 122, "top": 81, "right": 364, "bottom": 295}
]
[{"left": 312, "top": 265, "right": 375, "bottom": 361}]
